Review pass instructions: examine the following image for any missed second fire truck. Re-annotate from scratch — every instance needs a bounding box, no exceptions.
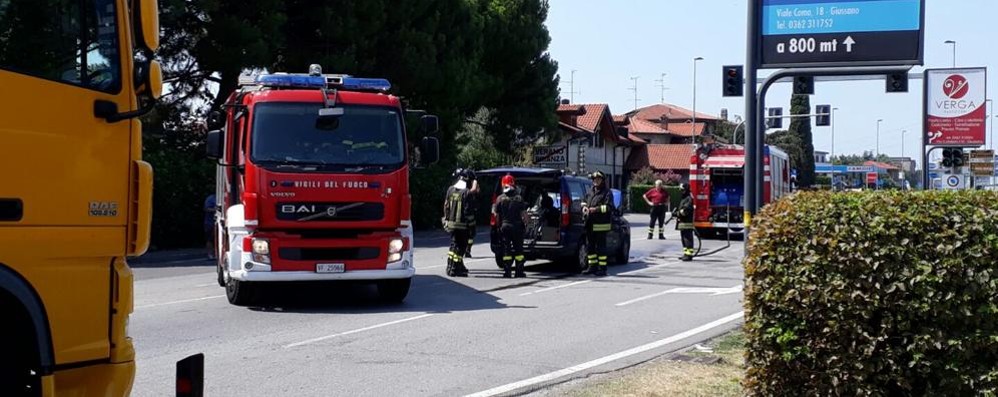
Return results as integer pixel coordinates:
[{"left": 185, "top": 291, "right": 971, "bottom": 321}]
[{"left": 689, "top": 143, "right": 791, "bottom": 237}]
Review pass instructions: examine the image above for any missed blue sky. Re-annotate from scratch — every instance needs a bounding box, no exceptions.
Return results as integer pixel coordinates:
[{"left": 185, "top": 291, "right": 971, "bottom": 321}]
[{"left": 546, "top": 0, "right": 998, "bottom": 166}]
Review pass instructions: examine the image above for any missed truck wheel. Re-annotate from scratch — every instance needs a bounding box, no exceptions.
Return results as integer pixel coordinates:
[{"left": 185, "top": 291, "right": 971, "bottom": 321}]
[
  {"left": 0, "top": 300, "right": 42, "bottom": 395},
  {"left": 216, "top": 258, "right": 226, "bottom": 287},
  {"left": 377, "top": 278, "right": 411, "bottom": 303},
  {"left": 225, "top": 277, "right": 258, "bottom": 306},
  {"left": 616, "top": 239, "right": 631, "bottom": 265}
]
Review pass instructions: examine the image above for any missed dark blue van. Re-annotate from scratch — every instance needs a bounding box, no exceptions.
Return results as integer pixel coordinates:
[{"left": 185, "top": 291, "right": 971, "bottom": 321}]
[{"left": 478, "top": 167, "right": 631, "bottom": 272}]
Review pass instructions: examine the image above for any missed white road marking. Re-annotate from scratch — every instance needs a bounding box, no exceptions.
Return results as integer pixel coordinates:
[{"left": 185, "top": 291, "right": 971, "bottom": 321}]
[
  {"left": 517, "top": 262, "right": 672, "bottom": 297},
  {"left": 464, "top": 311, "right": 744, "bottom": 397},
  {"left": 519, "top": 280, "right": 593, "bottom": 296},
  {"left": 418, "top": 264, "right": 447, "bottom": 270},
  {"left": 135, "top": 295, "right": 226, "bottom": 309},
  {"left": 194, "top": 283, "right": 216, "bottom": 288},
  {"left": 616, "top": 285, "right": 743, "bottom": 307},
  {"left": 285, "top": 313, "right": 435, "bottom": 348}
]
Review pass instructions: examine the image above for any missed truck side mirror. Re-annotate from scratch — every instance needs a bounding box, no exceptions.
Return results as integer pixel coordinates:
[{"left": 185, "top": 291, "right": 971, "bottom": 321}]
[
  {"left": 205, "top": 130, "right": 223, "bottom": 160},
  {"left": 420, "top": 136, "right": 440, "bottom": 165},
  {"left": 206, "top": 111, "right": 224, "bottom": 130},
  {"left": 421, "top": 115, "right": 440, "bottom": 135}
]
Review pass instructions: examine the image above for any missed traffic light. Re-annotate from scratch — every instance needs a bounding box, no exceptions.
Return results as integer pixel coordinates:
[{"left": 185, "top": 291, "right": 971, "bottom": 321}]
[
  {"left": 815, "top": 105, "right": 831, "bottom": 127},
  {"left": 886, "top": 72, "right": 909, "bottom": 93},
  {"left": 942, "top": 148, "right": 966, "bottom": 168},
  {"left": 793, "top": 76, "right": 814, "bottom": 95},
  {"left": 722, "top": 65, "right": 744, "bottom": 97},
  {"left": 767, "top": 107, "right": 783, "bottom": 129}
]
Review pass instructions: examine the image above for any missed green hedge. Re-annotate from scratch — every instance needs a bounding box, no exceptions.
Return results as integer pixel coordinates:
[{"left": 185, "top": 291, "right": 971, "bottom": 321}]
[
  {"left": 627, "top": 185, "right": 681, "bottom": 213},
  {"left": 744, "top": 191, "right": 998, "bottom": 396}
]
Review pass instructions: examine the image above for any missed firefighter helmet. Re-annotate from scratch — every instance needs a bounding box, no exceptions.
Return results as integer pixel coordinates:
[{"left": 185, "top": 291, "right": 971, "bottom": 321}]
[
  {"left": 589, "top": 171, "right": 606, "bottom": 180},
  {"left": 501, "top": 174, "right": 516, "bottom": 188}
]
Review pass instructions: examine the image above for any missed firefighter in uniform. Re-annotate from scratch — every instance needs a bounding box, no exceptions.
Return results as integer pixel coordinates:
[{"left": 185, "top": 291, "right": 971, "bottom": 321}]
[
  {"left": 452, "top": 168, "right": 477, "bottom": 259},
  {"left": 676, "top": 183, "right": 696, "bottom": 261},
  {"left": 494, "top": 174, "right": 527, "bottom": 278},
  {"left": 443, "top": 169, "right": 478, "bottom": 277},
  {"left": 465, "top": 204, "right": 477, "bottom": 258},
  {"left": 582, "top": 171, "right": 614, "bottom": 277}
]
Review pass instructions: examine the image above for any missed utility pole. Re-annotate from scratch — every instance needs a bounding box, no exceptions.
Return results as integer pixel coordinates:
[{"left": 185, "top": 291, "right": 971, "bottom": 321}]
[
  {"left": 628, "top": 76, "right": 640, "bottom": 110},
  {"left": 692, "top": 57, "right": 704, "bottom": 132},
  {"left": 654, "top": 73, "right": 669, "bottom": 104}
]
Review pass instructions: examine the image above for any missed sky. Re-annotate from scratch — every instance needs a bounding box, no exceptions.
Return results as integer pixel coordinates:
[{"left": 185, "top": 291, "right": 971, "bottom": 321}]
[{"left": 545, "top": 0, "right": 998, "bottom": 167}]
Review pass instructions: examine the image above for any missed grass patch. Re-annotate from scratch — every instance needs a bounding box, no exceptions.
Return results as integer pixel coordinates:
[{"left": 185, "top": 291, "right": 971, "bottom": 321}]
[{"left": 557, "top": 331, "right": 745, "bottom": 397}]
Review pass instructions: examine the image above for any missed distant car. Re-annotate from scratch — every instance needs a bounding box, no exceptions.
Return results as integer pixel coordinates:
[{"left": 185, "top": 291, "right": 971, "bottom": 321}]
[{"left": 478, "top": 167, "right": 631, "bottom": 272}]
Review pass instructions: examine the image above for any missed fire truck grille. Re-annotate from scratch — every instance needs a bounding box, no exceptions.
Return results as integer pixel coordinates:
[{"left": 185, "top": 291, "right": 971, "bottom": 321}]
[
  {"left": 278, "top": 247, "right": 381, "bottom": 261},
  {"left": 276, "top": 202, "right": 384, "bottom": 222}
]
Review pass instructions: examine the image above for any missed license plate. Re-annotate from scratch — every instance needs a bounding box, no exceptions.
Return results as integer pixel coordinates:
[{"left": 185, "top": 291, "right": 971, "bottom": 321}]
[{"left": 316, "top": 263, "right": 345, "bottom": 273}]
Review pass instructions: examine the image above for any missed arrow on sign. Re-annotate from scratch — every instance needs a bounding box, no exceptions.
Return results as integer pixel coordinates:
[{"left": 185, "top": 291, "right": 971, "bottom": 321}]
[
  {"left": 843, "top": 36, "right": 856, "bottom": 52},
  {"left": 615, "top": 285, "right": 743, "bottom": 307}
]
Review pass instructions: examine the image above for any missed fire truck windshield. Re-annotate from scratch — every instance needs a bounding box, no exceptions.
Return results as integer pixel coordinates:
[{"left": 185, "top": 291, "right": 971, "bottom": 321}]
[{"left": 250, "top": 102, "right": 405, "bottom": 171}]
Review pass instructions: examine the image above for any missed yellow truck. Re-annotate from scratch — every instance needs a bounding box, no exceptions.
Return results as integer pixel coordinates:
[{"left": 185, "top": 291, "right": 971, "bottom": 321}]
[{"left": 0, "top": 0, "right": 197, "bottom": 395}]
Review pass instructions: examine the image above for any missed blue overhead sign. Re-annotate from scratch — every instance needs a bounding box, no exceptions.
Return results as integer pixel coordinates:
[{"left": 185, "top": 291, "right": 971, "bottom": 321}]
[{"left": 759, "top": 0, "right": 924, "bottom": 68}]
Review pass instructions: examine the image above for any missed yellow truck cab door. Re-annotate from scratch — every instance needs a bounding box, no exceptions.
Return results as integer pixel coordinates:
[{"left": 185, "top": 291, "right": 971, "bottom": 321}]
[{"left": 0, "top": 0, "right": 133, "bottom": 371}]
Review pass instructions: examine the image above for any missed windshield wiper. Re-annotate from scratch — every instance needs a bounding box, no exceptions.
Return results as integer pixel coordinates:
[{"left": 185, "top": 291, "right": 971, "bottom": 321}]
[{"left": 343, "top": 164, "right": 387, "bottom": 172}]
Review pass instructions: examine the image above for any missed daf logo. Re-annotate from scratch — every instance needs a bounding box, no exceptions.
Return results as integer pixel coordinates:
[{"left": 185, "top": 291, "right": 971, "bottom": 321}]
[{"left": 281, "top": 205, "right": 316, "bottom": 214}]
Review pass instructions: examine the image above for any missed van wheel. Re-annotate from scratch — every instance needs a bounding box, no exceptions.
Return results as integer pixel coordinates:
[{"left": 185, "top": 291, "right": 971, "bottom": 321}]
[
  {"left": 377, "top": 278, "right": 411, "bottom": 303},
  {"left": 616, "top": 239, "right": 631, "bottom": 264},
  {"left": 560, "top": 241, "right": 587, "bottom": 273},
  {"left": 225, "top": 277, "right": 258, "bottom": 306}
]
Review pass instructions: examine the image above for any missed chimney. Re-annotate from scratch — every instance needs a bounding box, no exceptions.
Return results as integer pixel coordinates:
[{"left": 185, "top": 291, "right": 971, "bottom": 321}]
[{"left": 560, "top": 98, "right": 571, "bottom": 105}]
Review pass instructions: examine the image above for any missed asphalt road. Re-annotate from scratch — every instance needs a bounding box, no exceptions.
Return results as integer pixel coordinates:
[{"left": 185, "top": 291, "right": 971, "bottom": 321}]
[{"left": 129, "top": 215, "right": 745, "bottom": 396}]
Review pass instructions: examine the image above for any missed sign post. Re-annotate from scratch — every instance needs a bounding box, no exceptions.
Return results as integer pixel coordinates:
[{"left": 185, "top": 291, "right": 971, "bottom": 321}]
[
  {"left": 922, "top": 68, "right": 989, "bottom": 189},
  {"left": 747, "top": 0, "right": 926, "bottom": 226},
  {"left": 866, "top": 172, "right": 878, "bottom": 188},
  {"left": 760, "top": 0, "right": 924, "bottom": 68}
]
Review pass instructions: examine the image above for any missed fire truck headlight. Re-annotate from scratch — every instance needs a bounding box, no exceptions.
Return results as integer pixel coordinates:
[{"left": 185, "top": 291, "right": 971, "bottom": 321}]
[
  {"left": 251, "top": 238, "right": 271, "bottom": 264},
  {"left": 388, "top": 253, "right": 403, "bottom": 263},
  {"left": 251, "top": 238, "right": 270, "bottom": 255},
  {"left": 388, "top": 238, "right": 405, "bottom": 254}
]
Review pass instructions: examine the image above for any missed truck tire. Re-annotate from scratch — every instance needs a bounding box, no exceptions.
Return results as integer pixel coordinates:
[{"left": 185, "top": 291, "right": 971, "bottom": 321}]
[
  {"left": 377, "top": 278, "right": 411, "bottom": 303},
  {"left": 225, "top": 277, "right": 258, "bottom": 306},
  {"left": 0, "top": 300, "right": 42, "bottom": 396},
  {"left": 616, "top": 239, "right": 631, "bottom": 265},
  {"left": 216, "top": 260, "right": 226, "bottom": 287}
]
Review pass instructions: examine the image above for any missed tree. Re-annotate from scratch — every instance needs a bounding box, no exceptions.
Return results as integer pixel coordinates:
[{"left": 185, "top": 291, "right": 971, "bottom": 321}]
[
  {"left": 713, "top": 120, "right": 741, "bottom": 144},
  {"left": 790, "top": 94, "right": 816, "bottom": 187}
]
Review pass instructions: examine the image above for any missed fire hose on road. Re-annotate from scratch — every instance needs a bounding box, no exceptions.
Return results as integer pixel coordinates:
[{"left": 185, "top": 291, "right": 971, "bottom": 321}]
[{"left": 662, "top": 205, "right": 734, "bottom": 258}]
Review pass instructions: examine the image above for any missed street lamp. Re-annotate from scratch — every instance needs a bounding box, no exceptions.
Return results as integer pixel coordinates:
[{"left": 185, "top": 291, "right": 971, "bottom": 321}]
[
  {"left": 692, "top": 57, "right": 704, "bottom": 133},
  {"left": 831, "top": 107, "right": 839, "bottom": 163},
  {"left": 945, "top": 40, "right": 957, "bottom": 68},
  {"left": 876, "top": 119, "right": 883, "bottom": 159},
  {"left": 987, "top": 99, "right": 994, "bottom": 151},
  {"left": 901, "top": 129, "right": 906, "bottom": 159}
]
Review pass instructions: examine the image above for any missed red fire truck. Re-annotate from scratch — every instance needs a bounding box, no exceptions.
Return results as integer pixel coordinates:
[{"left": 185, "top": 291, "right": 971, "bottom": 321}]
[
  {"left": 206, "top": 66, "right": 440, "bottom": 305},
  {"left": 689, "top": 144, "right": 791, "bottom": 237}
]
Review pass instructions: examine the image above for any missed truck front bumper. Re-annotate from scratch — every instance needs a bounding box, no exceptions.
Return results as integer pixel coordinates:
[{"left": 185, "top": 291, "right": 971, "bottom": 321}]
[{"left": 230, "top": 266, "right": 414, "bottom": 282}]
